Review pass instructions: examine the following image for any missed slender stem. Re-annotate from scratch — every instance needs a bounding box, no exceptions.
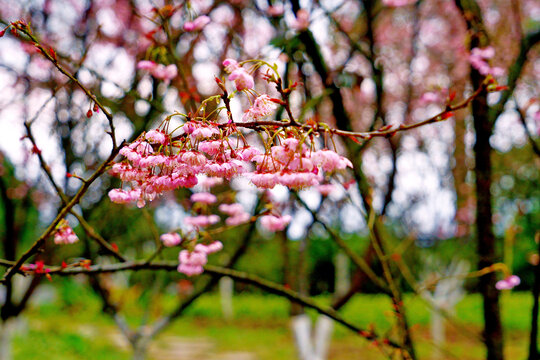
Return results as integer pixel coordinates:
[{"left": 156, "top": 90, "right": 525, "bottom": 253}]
[
  {"left": 0, "top": 146, "right": 122, "bottom": 284},
  {"left": 0, "top": 258, "right": 403, "bottom": 351},
  {"left": 14, "top": 24, "right": 117, "bottom": 148}
]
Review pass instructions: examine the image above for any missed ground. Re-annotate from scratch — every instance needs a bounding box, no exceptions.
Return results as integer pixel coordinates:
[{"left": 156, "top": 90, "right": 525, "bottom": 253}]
[{"left": 10, "top": 289, "right": 537, "bottom": 359}]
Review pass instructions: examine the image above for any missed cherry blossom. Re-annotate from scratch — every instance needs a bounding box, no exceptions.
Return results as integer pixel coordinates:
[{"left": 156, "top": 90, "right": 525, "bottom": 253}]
[
  {"left": 137, "top": 61, "right": 178, "bottom": 81},
  {"left": 228, "top": 68, "right": 254, "bottom": 91},
  {"left": 177, "top": 241, "right": 223, "bottom": 276},
  {"left": 54, "top": 219, "right": 79, "bottom": 245},
  {"left": 184, "top": 215, "right": 220, "bottom": 228},
  {"left": 241, "top": 95, "right": 278, "bottom": 122},
  {"left": 219, "top": 203, "right": 250, "bottom": 226},
  {"left": 260, "top": 214, "right": 292, "bottom": 232},
  {"left": 495, "top": 275, "right": 521, "bottom": 290},
  {"left": 183, "top": 15, "right": 211, "bottom": 32},
  {"left": 382, "top": 0, "right": 417, "bottom": 7},
  {"left": 160, "top": 232, "right": 182, "bottom": 247},
  {"left": 190, "top": 192, "right": 217, "bottom": 204},
  {"left": 469, "top": 47, "right": 505, "bottom": 77}
]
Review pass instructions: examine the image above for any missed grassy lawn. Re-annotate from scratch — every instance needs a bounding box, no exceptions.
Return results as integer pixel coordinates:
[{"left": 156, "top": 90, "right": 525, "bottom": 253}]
[{"left": 10, "top": 288, "right": 537, "bottom": 360}]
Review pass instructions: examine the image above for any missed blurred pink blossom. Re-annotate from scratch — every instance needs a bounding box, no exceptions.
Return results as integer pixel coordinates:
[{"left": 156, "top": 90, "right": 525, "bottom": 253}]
[
  {"left": 495, "top": 275, "right": 520, "bottom": 290},
  {"left": 260, "top": 214, "right": 292, "bottom": 232},
  {"left": 183, "top": 15, "right": 211, "bottom": 32},
  {"left": 160, "top": 232, "right": 182, "bottom": 247},
  {"left": 190, "top": 192, "right": 217, "bottom": 204},
  {"left": 54, "top": 220, "right": 79, "bottom": 245}
]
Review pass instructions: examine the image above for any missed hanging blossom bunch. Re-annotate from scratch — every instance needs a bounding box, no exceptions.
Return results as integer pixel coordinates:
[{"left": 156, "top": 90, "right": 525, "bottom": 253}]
[{"left": 108, "top": 59, "right": 354, "bottom": 275}]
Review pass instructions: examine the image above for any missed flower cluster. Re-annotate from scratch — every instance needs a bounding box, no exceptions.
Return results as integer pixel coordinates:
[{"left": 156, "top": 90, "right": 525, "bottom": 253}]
[
  {"left": 219, "top": 203, "right": 251, "bottom": 226},
  {"left": 469, "top": 47, "right": 504, "bottom": 77},
  {"left": 107, "top": 59, "right": 354, "bottom": 276},
  {"left": 251, "top": 139, "right": 352, "bottom": 189},
  {"left": 54, "top": 219, "right": 79, "bottom": 245},
  {"left": 178, "top": 241, "right": 223, "bottom": 276},
  {"left": 108, "top": 124, "right": 351, "bottom": 208},
  {"left": 137, "top": 61, "right": 178, "bottom": 81}
]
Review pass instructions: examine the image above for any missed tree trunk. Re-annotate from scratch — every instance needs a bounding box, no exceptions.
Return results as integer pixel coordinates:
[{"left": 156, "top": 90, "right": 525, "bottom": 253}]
[
  {"left": 0, "top": 319, "right": 15, "bottom": 360},
  {"left": 472, "top": 87, "right": 503, "bottom": 360},
  {"left": 131, "top": 338, "right": 149, "bottom": 360}
]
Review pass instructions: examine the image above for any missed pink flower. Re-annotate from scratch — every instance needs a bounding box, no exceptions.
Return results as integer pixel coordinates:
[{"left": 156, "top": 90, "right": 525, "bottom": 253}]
[
  {"left": 177, "top": 241, "right": 223, "bottom": 276},
  {"left": 219, "top": 203, "right": 250, "bottom": 225},
  {"left": 204, "top": 160, "right": 246, "bottom": 179},
  {"left": 317, "top": 184, "right": 336, "bottom": 196},
  {"left": 471, "top": 46, "right": 495, "bottom": 59},
  {"left": 291, "top": 9, "right": 310, "bottom": 30},
  {"left": 181, "top": 151, "right": 208, "bottom": 167},
  {"left": 419, "top": 91, "right": 443, "bottom": 105},
  {"left": 267, "top": 5, "right": 284, "bottom": 16},
  {"left": 222, "top": 58, "right": 239, "bottom": 73},
  {"left": 225, "top": 212, "right": 250, "bottom": 226},
  {"left": 198, "top": 140, "right": 222, "bottom": 155},
  {"left": 382, "top": 0, "right": 417, "bottom": 6},
  {"left": 250, "top": 172, "right": 278, "bottom": 189},
  {"left": 145, "top": 130, "right": 167, "bottom": 144},
  {"left": 195, "top": 241, "right": 223, "bottom": 254},
  {"left": 184, "top": 215, "right": 220, "bottom": 228},
  {"left": 237, "top": 146, "right": 262, "bottom": 161},
  {"left": 242, "top": 95, "right": 278, "bottom": 122},
  {"left": 469, "top": 47, "right": 505, "bottom": 77},
  {"left": 199, "top": 176, "right": 224, "bottom": 189},
  {"left": 177, "top": 263, "right": 204, "bottom": 276},
  {"left": 311, "top": 150, "right": 352, "bottom": 172},
  {"left": 191, "top": 126, "right": 220, "bottom": 140},
  {"left": 260, "top": 214, "right": 292, "bottom": 232},
  {"left": 54, "top": 220, "right": 79, "bottom": 245},
  {"left": 218, "top": 203, "right": 245, "bottom": 216},
  {"left": 137, "top": 61, "right": 177, "bottom": 81},
  {"left": 178, "top": 249, "right": 207, "bottom": 276},
  {"left": 160, "top": 232, "right": 182, "bottom": 247},
  {"left": 276, "top": 171, "right": 318, "bottom": 189},
  {"left": 137, "top": 60, "right": 156, "bottom": 70},
  {"left": 495, "top": 275, "right": 521, "bottom": 290},
  {"left": 229, "top": 68, "right": 254, "bottom": 91},
  {"left": 190, "top": 192, "right": 217, "bottom": 204},
  {"left": 108, "top": 189, "right": 141, "bottom": 204},
  {"left": 152, "top": 64, "right": 178, "bottom": 81},
  {"left": 183, "top": 15, "right": 211, "bottom": 32}
]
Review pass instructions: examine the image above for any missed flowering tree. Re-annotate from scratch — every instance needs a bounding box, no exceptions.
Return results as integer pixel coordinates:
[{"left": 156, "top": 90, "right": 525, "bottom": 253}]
[{"left": 0, "top": 1, "right": 538, "bottom": 360}]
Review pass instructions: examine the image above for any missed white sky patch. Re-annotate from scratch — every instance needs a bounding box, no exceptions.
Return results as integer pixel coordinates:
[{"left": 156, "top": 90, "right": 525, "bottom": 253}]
[
  {"left": 339, "top": 203, "right": 365, "bottom": 233},
  {"left": 299, "top": 188, "right": 321, "bottom": 210},
  {"left": 193, "top": 62, "right": 220, "bottom": 95},
  {"left": 287, "top": 207, "right": 313, "bottom": 240},
  {"left": 491, "top": 111, "right": 527, "bottom": 152},
  {"left": 155, "top": 200, "right": 188, "bottom": 231}
]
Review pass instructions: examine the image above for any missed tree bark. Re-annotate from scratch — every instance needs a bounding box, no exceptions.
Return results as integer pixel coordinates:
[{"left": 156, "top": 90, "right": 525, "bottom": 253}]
[{"left": 472, "top": 79, "right": 503, "bottom": 360}]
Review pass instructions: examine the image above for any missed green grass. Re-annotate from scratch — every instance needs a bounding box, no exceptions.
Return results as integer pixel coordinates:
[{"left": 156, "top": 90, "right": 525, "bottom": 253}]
[{"left": 10, "top": 290, "right": 537, "bottom": 360}]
